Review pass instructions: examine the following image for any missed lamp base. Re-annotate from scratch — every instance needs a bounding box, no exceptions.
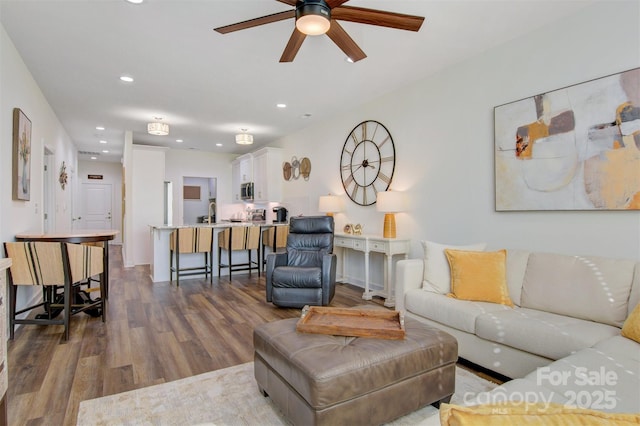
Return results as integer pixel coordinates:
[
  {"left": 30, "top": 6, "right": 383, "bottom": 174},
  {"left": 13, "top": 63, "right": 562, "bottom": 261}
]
[{"left": 383, "top": 213, "right": 396, "bottom": 239}]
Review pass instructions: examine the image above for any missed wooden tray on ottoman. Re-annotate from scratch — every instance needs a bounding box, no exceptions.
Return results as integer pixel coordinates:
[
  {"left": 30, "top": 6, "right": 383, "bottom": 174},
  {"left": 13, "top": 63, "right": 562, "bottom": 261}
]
[{"left": 296, "top": 306, "right": 405, "bottom": 340}]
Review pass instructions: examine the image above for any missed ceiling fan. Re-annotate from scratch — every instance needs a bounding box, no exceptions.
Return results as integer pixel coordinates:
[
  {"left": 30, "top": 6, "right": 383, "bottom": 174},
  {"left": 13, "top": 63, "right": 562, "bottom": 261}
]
[{"left": 214, "top": 0, "right": 425, "bottom": 63}]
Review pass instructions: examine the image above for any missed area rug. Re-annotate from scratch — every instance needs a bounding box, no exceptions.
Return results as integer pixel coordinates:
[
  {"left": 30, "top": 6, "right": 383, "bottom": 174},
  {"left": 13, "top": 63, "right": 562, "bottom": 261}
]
[{"left": 77, "top": 362, "right": 497, "bottom": 425}]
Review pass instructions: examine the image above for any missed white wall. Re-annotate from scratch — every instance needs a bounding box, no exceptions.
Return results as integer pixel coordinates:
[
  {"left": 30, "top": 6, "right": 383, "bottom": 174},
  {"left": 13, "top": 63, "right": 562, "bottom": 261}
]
[
  {"left": 276, "top": 0, "right": 640, "bottom": 280},
  {"left": 0, "top": 24, "right": 80, "bottom": 309},
  {"left": 77, "top": 160, "right": 123, "bottom": 244},
  {"left": 132, "top": 145, "right": 166, "bottom": 265}
]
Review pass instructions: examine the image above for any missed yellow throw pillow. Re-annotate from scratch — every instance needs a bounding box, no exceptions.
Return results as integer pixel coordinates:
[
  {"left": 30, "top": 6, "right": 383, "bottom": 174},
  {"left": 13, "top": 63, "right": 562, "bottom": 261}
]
[
  {"left": 444, "top": 249, "right": 514, "bottom": 307},
  {"left": 440, "top": 403, "right": 640, "bottom": 425},
  {"left": 621, "top": 302, "right": 640, "bottom": 343}
]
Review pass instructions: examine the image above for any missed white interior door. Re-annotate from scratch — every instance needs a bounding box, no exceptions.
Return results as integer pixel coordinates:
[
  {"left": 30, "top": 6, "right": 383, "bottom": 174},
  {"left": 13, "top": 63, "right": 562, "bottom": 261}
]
[{"left": 80, "top": 182, "right": 113, "bottom": 230}]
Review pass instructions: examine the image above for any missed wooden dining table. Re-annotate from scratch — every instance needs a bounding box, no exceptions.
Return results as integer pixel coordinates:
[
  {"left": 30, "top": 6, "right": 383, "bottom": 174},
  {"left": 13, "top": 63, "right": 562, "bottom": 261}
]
[{"left": 14, "top": 229, "right": 119, "bottom": 299}]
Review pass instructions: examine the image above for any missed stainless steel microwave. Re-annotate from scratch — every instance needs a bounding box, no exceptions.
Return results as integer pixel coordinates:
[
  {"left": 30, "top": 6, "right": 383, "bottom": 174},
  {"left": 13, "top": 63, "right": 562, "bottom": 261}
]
[{"left": 240, "top": 182, "right": 254, "bottom": 201}]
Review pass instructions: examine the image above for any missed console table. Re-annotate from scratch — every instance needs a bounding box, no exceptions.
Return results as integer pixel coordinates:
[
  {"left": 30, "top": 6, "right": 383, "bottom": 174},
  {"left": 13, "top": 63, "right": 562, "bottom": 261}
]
[{"left": 334, "top": 233, "right": 410, "bottom": 307}]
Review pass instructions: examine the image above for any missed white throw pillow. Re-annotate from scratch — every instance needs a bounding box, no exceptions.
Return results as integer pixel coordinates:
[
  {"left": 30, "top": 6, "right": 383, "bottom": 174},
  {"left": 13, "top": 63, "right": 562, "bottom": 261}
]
[{"left": 421, "top": 240, "right": 487, "bottom": 294}]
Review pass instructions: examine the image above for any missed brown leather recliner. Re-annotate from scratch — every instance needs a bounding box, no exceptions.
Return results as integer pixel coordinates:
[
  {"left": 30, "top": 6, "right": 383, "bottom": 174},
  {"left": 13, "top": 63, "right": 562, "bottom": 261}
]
[{"left": 265, "top": 216, "right": 336, "bottom": 308}]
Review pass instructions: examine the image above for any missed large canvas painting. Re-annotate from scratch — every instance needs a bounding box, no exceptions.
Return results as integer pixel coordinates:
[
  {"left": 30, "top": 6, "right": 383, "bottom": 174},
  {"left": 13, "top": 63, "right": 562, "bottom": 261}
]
[
  {"left": 494, "top": 68, "right": 639, "bottom": 211},
  {"left": 12, "top": 108, "right": 32, "bottom": 201}
]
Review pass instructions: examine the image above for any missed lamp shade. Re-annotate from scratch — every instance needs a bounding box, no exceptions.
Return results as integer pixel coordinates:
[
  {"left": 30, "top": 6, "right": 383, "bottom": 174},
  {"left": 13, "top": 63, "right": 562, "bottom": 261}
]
[
  {"left": 319, "top": 195, "right": 342, "bottom": 214},
  {"left": 147, "top": 122, "right": 169, "bottom": 136},
  {"left": 376, "top": 191, "right": 407, "bottom": 213}
]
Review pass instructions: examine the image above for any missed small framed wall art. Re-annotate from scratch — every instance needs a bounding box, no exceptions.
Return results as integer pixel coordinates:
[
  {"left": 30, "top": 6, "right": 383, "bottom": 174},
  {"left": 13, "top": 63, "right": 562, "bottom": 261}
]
[
  {"left": 494, "top": 68, "right": 639, "bottom": 211},
  {"left": 13, "top": 108, "right": 32, "bottom": 201}
]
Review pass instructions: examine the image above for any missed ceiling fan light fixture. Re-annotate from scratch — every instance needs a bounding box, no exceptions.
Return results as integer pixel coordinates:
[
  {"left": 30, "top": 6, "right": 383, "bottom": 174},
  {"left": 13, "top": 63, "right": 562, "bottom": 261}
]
[
  {"left": 296, "top": 0, "right": 331, "bottom": 36},
  {"left": 147, "top": 121, "right": 169, "bottom": 136}
]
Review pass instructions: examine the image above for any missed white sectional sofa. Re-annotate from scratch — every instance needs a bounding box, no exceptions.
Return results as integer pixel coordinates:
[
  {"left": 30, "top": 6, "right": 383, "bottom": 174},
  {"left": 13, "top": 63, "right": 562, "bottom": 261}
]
[{"left": 396, "top": 245, "right": 640, "bottom": 413}]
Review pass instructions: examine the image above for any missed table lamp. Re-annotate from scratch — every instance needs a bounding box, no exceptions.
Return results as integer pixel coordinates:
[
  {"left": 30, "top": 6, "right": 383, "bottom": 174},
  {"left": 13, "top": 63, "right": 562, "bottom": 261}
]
[
  {"left": 318, "top": 194, "right": 342, "bottom": 216},
  {"left": 376, "top": 191, "right": 407, "bottom": 238}
]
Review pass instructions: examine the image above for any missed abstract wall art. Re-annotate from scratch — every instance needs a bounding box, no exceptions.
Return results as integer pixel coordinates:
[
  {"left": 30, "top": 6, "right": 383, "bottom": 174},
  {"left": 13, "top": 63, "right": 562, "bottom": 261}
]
[
  {"left": 494, "top": 68, "right": 639, "bottom": 211},
  {"left": 12, "top": 108, "right": 32, "bottom": 201}
]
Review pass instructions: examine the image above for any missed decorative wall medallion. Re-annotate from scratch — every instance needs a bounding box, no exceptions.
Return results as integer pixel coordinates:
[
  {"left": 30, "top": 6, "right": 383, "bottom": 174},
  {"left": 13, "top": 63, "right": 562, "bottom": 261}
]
[
  {"left": 283, "top": 156, "right": 312, "bottom": 181},
  {"left": 59, "top": 161, "right": 68, "bottom": 190},
  {"left": 291, "top": 156, "right": 300, "bottom": 180},
  {"left": 282, "top": 161, "right": 292, "bottom": 181},
  {"left": 300, "top": 157, "right": 311, "bottom": 180}
]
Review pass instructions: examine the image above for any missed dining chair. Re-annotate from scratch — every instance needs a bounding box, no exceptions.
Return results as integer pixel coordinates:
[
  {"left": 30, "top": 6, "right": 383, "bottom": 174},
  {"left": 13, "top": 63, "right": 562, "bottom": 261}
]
[
  {"left": 169, "top": 227, "right": 214, "bottom": 286},
  {"left": 4, "top": 241, "right": 106, "bottom": 340},
  {"left": 218, "top": 225, "right": 261, "bottom": 278}
]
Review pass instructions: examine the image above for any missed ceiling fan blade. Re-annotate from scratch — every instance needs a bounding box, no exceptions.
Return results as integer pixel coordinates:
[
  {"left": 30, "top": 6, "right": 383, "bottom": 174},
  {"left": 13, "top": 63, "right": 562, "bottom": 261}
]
[
  {"left": 332, "top": 5, "right": 424, "bottom": 31},
  {"left": 276, "top": 0, "right": 297, "bottom": 6},
  {"left": 326, "top": 0, "right": 350, "bottom": 8},
  {"left": 280, "top": 29, "right": 307, "bottom": 62},
  {"left": 214, "top": 10, "right": 295, "bottom": 34},
  {"left": 326, "top": 20, "right": 366, "bottom": 62}
]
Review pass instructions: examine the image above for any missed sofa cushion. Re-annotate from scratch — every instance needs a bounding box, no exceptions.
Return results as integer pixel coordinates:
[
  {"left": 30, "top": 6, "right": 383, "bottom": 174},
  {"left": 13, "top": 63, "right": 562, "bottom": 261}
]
[
  {"left": 475, "top": 308, "right": 620, "bottom": 360},
  {"left": 592, "top": 335, "right": 640, "bottom": 363},
  {"left": 421, "top": 240, "right": 486, "bottom": 294},
  {"left": 520, "top": 252, "right": 636, "bottom": 327},
  {"left": 405, "top": 289, "right": 511, "bottom": 333},
  {"left": 523, "top": 339, "right": 640, "bottom": 414},
  {"left": 445, "top": 249, "right": 514, "bottom": 307},
  {"left": 621, "top": 302, "right": 640, "bottom": 343},
  {"left": 440, "top": 402, "right": 640, "bottom": 425},
  {"left": 505, "top": 249, "right": 530, "bottom": 307},
  {"left": 629, "top": 265, "right": 640, "bottom": 317}
]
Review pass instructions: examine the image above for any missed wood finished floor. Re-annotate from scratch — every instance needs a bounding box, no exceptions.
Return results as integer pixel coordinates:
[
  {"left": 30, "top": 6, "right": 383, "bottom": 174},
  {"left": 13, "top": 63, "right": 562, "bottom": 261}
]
[
  {"left": 7, "top": 246, "right": 503, "bottom": 425},
  {"left": 7, "top": 246, "right": 386, "bottom": 425}
]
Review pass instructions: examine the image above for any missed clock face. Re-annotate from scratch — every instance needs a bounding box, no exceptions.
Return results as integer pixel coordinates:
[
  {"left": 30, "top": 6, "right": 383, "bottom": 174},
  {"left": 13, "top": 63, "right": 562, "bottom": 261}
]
[{"left": 340, "top": 120, "right": 396, "bottom": 206}]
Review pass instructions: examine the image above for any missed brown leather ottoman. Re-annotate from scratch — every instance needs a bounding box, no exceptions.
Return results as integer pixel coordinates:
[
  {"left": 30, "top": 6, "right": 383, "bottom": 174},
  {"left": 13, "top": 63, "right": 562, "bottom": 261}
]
[{"left": 253, "top": 314, "right": 458, "bottom": 425}]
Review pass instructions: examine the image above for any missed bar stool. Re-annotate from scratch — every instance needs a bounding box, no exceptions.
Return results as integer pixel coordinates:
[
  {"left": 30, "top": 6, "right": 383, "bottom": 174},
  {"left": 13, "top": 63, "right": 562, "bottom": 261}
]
[
  {"left": 261, "top": 225, "right": 289, "bottom": 272},
  {"left": 218, "top": 225, "right": 261, "bottom": 279},
  {"left": 170, "top": 227, "right": 214, "bottom": 286}
]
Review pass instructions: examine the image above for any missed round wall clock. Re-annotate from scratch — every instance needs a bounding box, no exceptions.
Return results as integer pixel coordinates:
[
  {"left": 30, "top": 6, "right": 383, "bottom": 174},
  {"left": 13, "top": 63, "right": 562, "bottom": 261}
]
[{"left": 340, "top": 120, "right": 396, "bottom": 206}]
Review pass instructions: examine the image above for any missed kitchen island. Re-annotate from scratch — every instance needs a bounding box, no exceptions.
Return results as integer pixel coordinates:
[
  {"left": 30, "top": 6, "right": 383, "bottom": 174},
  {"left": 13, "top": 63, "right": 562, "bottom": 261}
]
[{"left": 149, "top": 222, "right": 287, "bottom": 283}]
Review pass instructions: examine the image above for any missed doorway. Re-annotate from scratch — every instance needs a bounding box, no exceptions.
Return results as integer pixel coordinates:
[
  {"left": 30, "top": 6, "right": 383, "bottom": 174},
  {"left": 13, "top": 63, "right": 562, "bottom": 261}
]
[
  {"left": 79, "top": 182, "right": 113, "bottom": 229},
  {"left": 182, "top": 177, "right": 216, "bottom": 224}
]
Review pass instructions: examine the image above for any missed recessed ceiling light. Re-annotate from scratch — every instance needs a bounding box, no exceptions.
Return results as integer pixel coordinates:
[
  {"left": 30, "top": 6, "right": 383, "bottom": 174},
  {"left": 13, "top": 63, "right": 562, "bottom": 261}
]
[
  {"left": 99, "top": 140, "right": 107, "bottom": 144},
  {"left": 119, "top": 75, "right": 134, "bottom": 83},
  {"left": 216, "top": 143, "right": 223, "bottom": 147},
  {"left": 276, "top": 103, "right": 287, "bottom": 108},
  {"left": 90, "top": 156, "right": 97, "bottom": 160},
  {"left": 125, "top": 0, "right": 144, "bottom": 4},
  {"left": 96, "top": 126, "right": 105, "bottom": 130},
  {"left": 102, "top": 150, "right": 109, "bottom": 153},
  {"left": 176, "top": 139, "right": 183, "bottom": 143},
  {"left": 345, "top": 57, "right": 354, "bottom": 63}
]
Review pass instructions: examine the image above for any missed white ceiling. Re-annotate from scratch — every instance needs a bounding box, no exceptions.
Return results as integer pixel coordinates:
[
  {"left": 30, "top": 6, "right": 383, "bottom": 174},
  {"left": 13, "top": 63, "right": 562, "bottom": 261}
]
[{"left": 1, "top": 0, "right": 593, "bottom": 161}]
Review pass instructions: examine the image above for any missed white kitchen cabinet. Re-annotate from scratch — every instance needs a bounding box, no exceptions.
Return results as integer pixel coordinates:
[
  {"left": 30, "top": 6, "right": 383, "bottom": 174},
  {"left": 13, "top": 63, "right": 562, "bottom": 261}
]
[
  {"left": 231, "top": 159, "right": 241, "bottom": 202},
  {"left": 238, "top": 154, "right": 253, "bottom": 183},
  {"left": 253, "top": 147, "right": 282, "bottom": 202}
]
